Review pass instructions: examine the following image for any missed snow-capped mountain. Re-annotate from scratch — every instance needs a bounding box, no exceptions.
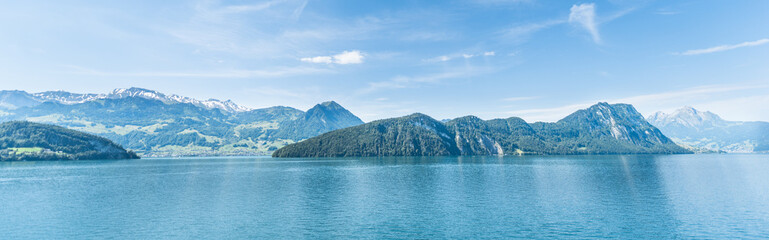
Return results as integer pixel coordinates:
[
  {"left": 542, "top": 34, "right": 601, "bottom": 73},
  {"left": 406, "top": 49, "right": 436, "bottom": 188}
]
[
  {"left": 647, "top": 106, "right": 728, "bottom": 129},
  {"left": 648, "top": 107, "right": 769, "bottom": 153},
  {"left": 108, "top": 87, "right": 252, "bottom": 112},
  {"left": 33, "top": 91, "right": 105, "bottom": 104},
  {"left": 1, "top": 88, "right": 251, "bottom": 113}
]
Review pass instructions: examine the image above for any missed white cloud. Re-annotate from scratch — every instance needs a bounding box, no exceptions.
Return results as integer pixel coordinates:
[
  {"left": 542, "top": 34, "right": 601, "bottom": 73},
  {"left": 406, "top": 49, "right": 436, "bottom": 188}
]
[
  {"left": 569, "top": 3, "right": 601, "bottom": 44},
  {"left": 300, "top": 56, "right": 333, "bottom": 64},
  {"left": 333, "top": 50, "right": 365, "bottom": 64},
  {"left": 484, "top": 51, "right": 495, "bottom": 56},
  {"left": 676, "top": 38, "right": 769, "bottom": 56},
  {"left": 301, "top": 50, "right": 365, "bottom": 64},
  {"left": 462, "top": 54, "right": 474, "bottom": 58}
]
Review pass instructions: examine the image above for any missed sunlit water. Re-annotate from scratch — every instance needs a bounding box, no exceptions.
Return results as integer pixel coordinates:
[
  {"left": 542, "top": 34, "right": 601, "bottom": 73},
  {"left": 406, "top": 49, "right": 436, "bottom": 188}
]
[{"left": 1, "top": 154, "right": 768, "bottom": 239}]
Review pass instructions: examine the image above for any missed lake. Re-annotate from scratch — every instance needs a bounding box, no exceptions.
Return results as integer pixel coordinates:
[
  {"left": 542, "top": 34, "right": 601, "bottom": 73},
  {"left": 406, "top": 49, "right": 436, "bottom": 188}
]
[{"left": 1, "top": 154, "right": 768, "bottom": 239}]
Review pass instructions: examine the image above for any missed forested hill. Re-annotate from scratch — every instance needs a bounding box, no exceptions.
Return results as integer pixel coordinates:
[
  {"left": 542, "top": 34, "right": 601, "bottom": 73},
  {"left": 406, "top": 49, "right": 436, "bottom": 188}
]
[
  {"left": 0, "top": 121, "right": 139, "bottom": 161},
  {"left": 273, "top": 103, "right": 690, "bottom": 157}
]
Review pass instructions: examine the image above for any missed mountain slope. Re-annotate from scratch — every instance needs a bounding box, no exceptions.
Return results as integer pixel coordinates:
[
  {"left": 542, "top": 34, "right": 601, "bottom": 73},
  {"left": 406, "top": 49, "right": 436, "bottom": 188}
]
[
  {"left": 0, "top": 87, "right": 252, "bottom": 113},
  {"left": 33, "top": 91, "right": 104, "bottom": 104},
  {"left": 107, "top": 87, "right": 252, "bottom": 112},
  {"left": 648, "top": 107, "right": 769, "bottom": 152},
  {"left": 274, "top": 101, "right": 364, "bottom": 140},
  {"left": 532, "top": 103, "right": 684, "bottom": 154},
  {"left": 0, "top": 90, "right": 41, "bottom": 110},
  {"left": 274, "top": 103, "right": 689, "bottom": 157},
  {"left": 0, "top": 89, "right": 364, "bottom": 157},
  {"left": 446, "top": 116, "right": 548, "bottom": 155},
  {"left": 0, "top": 121, "right": 139, "bottom": 161},
  {"left": 273, "top": 113, "right": 460, "bottom": 157}
]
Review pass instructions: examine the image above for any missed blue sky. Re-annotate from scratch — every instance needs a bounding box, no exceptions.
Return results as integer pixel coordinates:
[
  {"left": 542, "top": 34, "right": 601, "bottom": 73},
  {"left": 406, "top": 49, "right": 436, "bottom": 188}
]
[{"left": 1, "top": 0, "right": 767, "bottom": 122}]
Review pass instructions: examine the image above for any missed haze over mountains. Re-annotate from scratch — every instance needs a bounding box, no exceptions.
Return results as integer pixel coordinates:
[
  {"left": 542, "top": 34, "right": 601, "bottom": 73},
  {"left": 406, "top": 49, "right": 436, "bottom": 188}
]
[
  {"left": 648, "top": 107, "right": 769, "bottom": 153},
  {"left": 0, "top": 88, "right": 363, "bottom": 157},
  {"left": 274, "top": 103, "right": 689, "bottom": 157}
]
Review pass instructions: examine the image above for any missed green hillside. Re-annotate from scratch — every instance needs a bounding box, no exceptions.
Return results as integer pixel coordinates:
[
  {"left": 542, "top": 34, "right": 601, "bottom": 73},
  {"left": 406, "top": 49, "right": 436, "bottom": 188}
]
[{"left": 0, "top": 121, "right": 139, "bottom": 161}]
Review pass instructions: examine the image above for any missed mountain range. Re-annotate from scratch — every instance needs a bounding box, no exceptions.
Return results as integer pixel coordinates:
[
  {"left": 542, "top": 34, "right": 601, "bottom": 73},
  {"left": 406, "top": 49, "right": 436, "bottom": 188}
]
[
  {"left": 648, "top": 107, "right": 769, "bottom": 153},
  {"left": 0, "top": 88, "right": 252, "bottom": 112},
  {"left": 0, "top": 88, "right": 363, "bottom": 157},
  {"left": 4, "top": 87, "right": 765, "bottom": 157},
  {"left": 273, "top": 103, "right": 690, "bottom": 157}
]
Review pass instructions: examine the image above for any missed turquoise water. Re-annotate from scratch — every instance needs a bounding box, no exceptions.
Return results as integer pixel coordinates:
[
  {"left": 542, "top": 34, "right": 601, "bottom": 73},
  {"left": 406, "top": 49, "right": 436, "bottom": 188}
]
[{"left": 1, "top": 154, "right": 768, "bottom": 239}]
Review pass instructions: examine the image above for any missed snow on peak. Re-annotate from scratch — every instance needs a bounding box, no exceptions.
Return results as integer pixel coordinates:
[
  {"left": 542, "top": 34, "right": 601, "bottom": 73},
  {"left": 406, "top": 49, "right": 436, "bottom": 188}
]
[
  {"left": 32, "top": 91, "right": 106, "bottom": 104},
  {"left": 27, "top": 88, "right": 252, "bottom": 113},
  {"left": 101, "top": 88, "right": 251, "bottom": 112},
  {"left": 649, "top": 106, "right": 728, "bottom": 128}
]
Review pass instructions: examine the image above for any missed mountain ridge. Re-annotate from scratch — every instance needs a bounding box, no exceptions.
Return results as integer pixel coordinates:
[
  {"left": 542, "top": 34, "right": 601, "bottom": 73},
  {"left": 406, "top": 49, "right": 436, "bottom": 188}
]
[
  {"left": 647, "top": 106, "right": 769, "bottom": 153},
  {"left": 273, "top": 103, "right": 690, "bottom": 157},
  {"left": 0, "top": 87, "right": 252, "bottom": 113},
  {"left": 0, "top": 89, "right": 364, "bottom": 157}
]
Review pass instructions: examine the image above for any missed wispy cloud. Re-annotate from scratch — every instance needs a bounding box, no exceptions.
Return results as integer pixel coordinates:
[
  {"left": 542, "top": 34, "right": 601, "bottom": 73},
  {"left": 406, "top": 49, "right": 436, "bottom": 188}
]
[
  {"left": 245, "top": 85, "right": 320, "bottom": 99},
  {"left": 501, "top": 96, "right": 539, "bottom": 102},
  {"left": 569, "top": 3, "right": 600, "bottom": 44},
  {"left": 502, "top": 3, "right": 630, "bottom": 44},
  {"left": 426, "top": 55, "right": 453, "bottom": 62},
  {"left": 301, "top": 50, "right": 365, "bottom": 64},
  {"left": 424, "top": 51, "right": 496, "bottom": 62},
  {"left": 470, "top": 0, "right": 534, "bottom": 5},
  {"left": 219, "top": 2, "right": 278, "bottom": 14},
  {"left": 291, "top": 0, "right": 308, "bottom": 19},
  {"left": 357, "top": 67, "right": 492, "bottom": 94},
  {"left": 676, "top": 38, "right": 769, "bottom": 55},
  {"left": 65, "top": 65, "right": 332, "bottom": 78},
  {"left": 654, "top": 8, "right": 680, "bottom": 15},
  {"left": 168, "top": 0, "right": 312, "bottom": 57},
  {"left": 502, "top": 19, "right": 565, "bottom": 39}
]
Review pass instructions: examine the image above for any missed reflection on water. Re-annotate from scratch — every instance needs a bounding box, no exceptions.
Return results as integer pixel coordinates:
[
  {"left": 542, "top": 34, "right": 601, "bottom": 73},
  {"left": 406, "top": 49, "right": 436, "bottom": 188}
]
[{"left": 1, "top": 154, "right": 768, "bottom": 238}]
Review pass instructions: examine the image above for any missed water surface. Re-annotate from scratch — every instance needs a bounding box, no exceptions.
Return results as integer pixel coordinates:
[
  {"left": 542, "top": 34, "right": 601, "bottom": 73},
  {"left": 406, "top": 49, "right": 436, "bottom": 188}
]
[{"left": 1, "top": 154, "right": 768, "bottom": 239}]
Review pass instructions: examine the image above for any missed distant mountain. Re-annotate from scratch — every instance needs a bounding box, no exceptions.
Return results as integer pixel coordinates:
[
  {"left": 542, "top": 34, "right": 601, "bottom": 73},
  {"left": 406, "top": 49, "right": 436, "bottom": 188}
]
[
  {"left": 0, "top": 121, "right": 139, "bottom": 161},
  {"left": 0, "top": 90, "right": 40, "bottom": 110},
  {"left": 648, "top": 107, "right": 769, "bottom": 153},
  {"left": 33, "top": 91, "right": 104, "bottom": 104},
  {"left": 273, "top": 101, "right": 364, "bottom": 140},
  {"left": 534, "top": 103, "right": 684, "bottom": 153},
  {"left": 0, "top": 87, "right": 252, "bottom": 113},
  {"left": 107, "top": 88, "right": 252, "bottom": 112},
  {"left": 0, "top": 88, "right": 363, "bottom": 157},
  {"left": 273, "top": 103, "right": 689, "bottom": 157}
]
